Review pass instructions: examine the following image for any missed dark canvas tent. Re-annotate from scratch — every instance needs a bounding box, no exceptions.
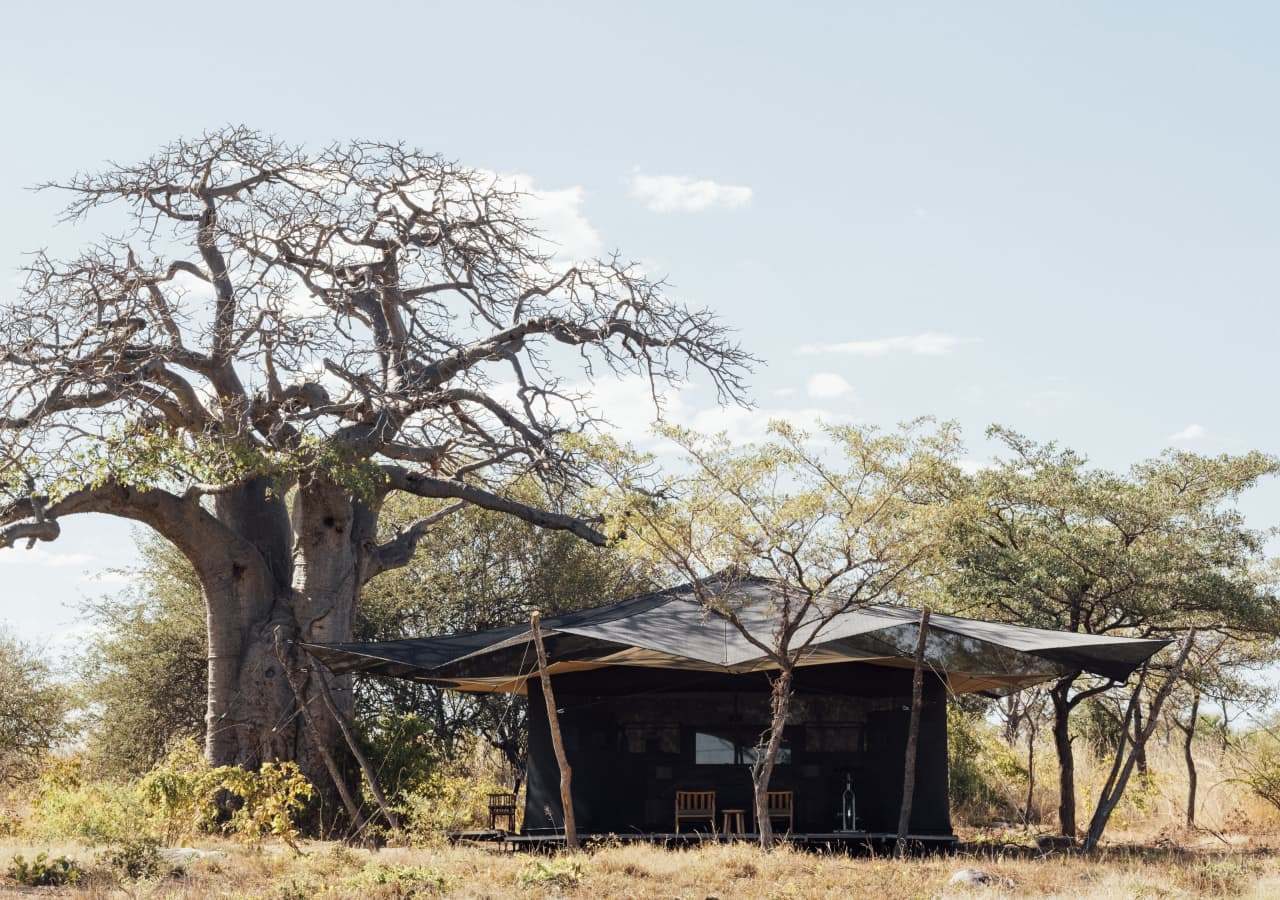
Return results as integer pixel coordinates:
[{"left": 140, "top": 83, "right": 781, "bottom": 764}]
[{"left": 306, "top": 577, "right": 1168, "bottom": 839}]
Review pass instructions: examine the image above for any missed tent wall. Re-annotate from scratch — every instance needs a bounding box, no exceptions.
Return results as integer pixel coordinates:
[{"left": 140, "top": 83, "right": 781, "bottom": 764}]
[{"left": 523, "top": 662, "right": 951, "bottom": 835}]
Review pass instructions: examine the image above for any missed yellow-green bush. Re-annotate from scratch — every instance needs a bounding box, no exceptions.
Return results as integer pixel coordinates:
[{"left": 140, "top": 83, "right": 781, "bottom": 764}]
[
  {"left": 948, "top": 707, "right": 1028, "bottom": 824},
  {"left": 392, "top": 735, "right": 515, "bottom": 842},
  {"left": 23, "top": 740, "right": 312, "bottom": 848},
  {"left": 23, "top": 756, "right": 148, "bottom": 844}
]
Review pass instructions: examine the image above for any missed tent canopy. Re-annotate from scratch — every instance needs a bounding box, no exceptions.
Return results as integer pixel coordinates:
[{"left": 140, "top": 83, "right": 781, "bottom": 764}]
[{"left": 304, "top": 577, "right": 1171, "bottom": 695}]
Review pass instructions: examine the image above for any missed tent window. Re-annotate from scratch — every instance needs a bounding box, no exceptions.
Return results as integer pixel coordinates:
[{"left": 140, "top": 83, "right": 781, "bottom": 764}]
[
  {"left": 695, "top": 731, "right": 736, "bottom": 765},
  {"left": 695, "top": 731, "right": 791, "bottom": 765}
]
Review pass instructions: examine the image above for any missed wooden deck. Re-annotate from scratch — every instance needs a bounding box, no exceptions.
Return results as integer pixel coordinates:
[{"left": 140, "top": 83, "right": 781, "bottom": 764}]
[{"left": 450, "top": 830, "right": 958, "bottom": 853}]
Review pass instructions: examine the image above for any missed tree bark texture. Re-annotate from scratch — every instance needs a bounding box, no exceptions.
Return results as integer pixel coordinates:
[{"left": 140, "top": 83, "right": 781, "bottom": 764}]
[
  {"left": 531, "top": 612, "right": 578, "bottom": 850},
  {"left": 198, "top": 477, "right": 375, "bottom": 820},
  {"left": 1050, "top": 678, "right": 1079, "bottom": 839},
  {"left": 1082, "top": 630, "right": 1197, "bottom": 851},
  {"left": 752, "top": 666, "right": 794, "bottom": 849},
  {"left": 1184, "top": 693, "right": 1201, "bottom": 828},
  {"left": 896, "top": 609, "right": 931, "bottom": 857}
]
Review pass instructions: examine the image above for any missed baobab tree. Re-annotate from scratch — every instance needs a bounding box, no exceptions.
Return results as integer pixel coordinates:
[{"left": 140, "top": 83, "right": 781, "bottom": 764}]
[{"left": 0, "top": 128, "right": 751, "bottom": 809}]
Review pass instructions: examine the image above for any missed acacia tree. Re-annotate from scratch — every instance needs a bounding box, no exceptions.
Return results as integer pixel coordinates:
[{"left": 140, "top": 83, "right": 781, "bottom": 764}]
[
  {"left": 943, "top": 427, "right": 1279, "bottom": 839},
  {"left": 602, "top": 419, "right": 958, "bottom": 847},
  {"left": 1163, "top": 632, "right": 1275, "bottom": 828},
  {"left": 0, "top": 128, "right": 749, "bottom": 804}
]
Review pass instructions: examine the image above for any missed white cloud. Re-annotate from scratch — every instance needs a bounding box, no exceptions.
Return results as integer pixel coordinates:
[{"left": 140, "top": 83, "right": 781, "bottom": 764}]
[
  {"left": 629, "top": 173, "right": 753, "bottom": 214},
  {"left": 478, "top": 172, "right": 601, "bottom": 263},
  {"left": 565, "top": 375, "right": 856, "bottom": 451},
  {"left": 798, "top": 332, "right": 975, "bottom": 357},
  {"left": 0, "top": 549, "right": 95, "bottom": 568},
  {"left": 806, "top": 373, "right": 853, "bottom": 399},
  {"left": 684, "top": 404, "right": 856, "bottom": 448},
  {"left": 1169, "top": 424, "right": 1208, "bottom": 443}
]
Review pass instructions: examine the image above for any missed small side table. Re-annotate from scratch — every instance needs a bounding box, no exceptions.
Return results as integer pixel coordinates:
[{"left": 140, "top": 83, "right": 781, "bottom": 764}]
[{"left": 721, "top": 809, "right": 747, "bottom": 835}]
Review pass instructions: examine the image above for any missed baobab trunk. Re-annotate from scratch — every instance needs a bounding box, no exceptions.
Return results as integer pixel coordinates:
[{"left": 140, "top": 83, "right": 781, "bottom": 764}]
[{"left": 198, "top": 476, "right": 372, "bottom": 821}]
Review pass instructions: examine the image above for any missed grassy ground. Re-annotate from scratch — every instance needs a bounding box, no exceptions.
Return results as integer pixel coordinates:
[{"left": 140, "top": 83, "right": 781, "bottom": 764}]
[{"left": 2, "top": 832, "right": 1280, "bottom": 898}]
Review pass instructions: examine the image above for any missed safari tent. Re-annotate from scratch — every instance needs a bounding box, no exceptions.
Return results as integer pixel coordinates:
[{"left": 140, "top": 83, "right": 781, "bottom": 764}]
[{"left": 306, "top": 577, "right": 1168, "bottom": 844}]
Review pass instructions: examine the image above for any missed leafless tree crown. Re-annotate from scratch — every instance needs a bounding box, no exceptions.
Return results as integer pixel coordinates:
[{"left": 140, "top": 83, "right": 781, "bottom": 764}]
[{"left": 0, "top": 127, "right": 753, "bottom": 543}]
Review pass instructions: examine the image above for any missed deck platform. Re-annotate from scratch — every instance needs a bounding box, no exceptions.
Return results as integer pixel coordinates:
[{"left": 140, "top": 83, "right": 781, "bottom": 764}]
[{"left": 450, "top": 830, "right": 958, "bottom": 854}]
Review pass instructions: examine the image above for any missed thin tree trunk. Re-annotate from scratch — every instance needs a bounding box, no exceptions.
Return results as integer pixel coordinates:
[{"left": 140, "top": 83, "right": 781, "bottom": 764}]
[
  {"left": 896, "top": 609, "right": 931, "bottom": 857},
  {"left": 752, "top": 666, "right": 794, "bottom": 850},
  {"left": 1082, "top": 629, "right": 1197, "bottom": 851},
  {"left": 1184, "top": 692, "right": 1201, "bottom": 828},
  {"left": 1025, "top": 726, "right": 1036, "bottom": 826},
  {"left": 1050, "top": 679, "right": 1078, "bottom": 839},
  {"left": 307, "top": 649, "right": 402, "bottom": 831},
  {"left": 531, "top": 611, "right": 577, "bottom": 850},
  {"left": 273, "top": 629, "right": 365, "bottom": 831},
  {"left": 1133, "top": 703, "right": 1148, "bottom": 776}
]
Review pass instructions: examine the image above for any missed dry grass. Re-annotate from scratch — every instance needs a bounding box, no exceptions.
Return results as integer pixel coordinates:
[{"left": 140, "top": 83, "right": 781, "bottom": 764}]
[
  {"left": 2, "top": 730, "right": 1276, "bottom": 897},
  {"left": 0, "top": 835, "right": 1278, "bottom": 899}
]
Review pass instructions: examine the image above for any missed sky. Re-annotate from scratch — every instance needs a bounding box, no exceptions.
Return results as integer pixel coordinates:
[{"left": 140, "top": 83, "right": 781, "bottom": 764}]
[{"left": 1, "top": 1, "right": 1279, "bottom": 653}]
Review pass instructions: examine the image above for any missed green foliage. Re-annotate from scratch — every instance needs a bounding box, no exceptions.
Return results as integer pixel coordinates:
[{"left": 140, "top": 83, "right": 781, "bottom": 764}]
[
  {"left": 7, "top": 852, "right": 83, "bottom": 887},
  {"left": 217, "top": 760, "right": 313, "bottom": 849},
  {"left": 357, "top": 713, "right": 448, "bottom": 803},
  {"left": 601, "top": 420, "right": 961, "bottom": 609},
  {"left": 139, "top": 739, "right": 312, "bottom": 848},
  {"left": 947, "top": 706, "right": 1027, "bottom": 822},
  {"left": 136, "top": 739, "right": 227, "bottom": 842},
  {"left": 0, "top": 630, "right": 70, "bottom": 786},
  {"left": 52, "top": 424, "right": 385, "bottom": 506},
  {"left": 25, "top": 757, "right": 149, "bottom": 844},
  {"left": 942, "top": 426, "right": 1280, "bottom": 641},
  {"left": 99, "top": 837, "right": 165, "bottom": 880},
  {"left": 344, "top": 863, "right": 452, "bottom": 897},
  {"left": 26, "top": 740, "right": 312, "bottom": 848},
  {"left": 79, "top": 532, "right": 206, "bottom": 776},
  {"left": 397, "top": 741, "right": 513, "bottom": 842},
  {"left": 518, "top": 858, "right": 583, "bottom": 889}
]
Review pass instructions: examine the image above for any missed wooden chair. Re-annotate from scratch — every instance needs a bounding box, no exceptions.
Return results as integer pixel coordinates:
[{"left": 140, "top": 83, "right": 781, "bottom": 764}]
[
  {"left": 488, "top": 792, "right": 518, "bottom": 832},
  {"left": 765, "top": 791, "right": 794, "bottom": 834},
  {"left": 674, "top": 790, "right": 716, "bottom": 833}
]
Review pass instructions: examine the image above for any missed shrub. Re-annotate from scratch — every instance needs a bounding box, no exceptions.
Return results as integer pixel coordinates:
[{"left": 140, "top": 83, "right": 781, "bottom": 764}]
[
  {"left": 24, "top": 740, "right": 312, "bottom": 848},
  {"left": 398, "top": 768, "right": 511, "bottom": 842},
  {"left": 345, "top": 863, "right": 452, "bottom": 897},
  {"left": 23, "top": 756, "right": 148, "bottom": 844},
  {"left": 518, "top": 859, "right": 582, "bottom": 889},
  {"left": 948, "top": 707, "right": 1026, "bottom": 823},
  {"left": 137, "top": 739, "right": 225, "bottom": 842},
  {"left": 7, "top": 852, "right": 84, "bottom": 887},
  {"left": 100, "top": 837, "right": 166, "bottom": 880},
  {"left": 218, "top": 760, "right": 313, "bottom": 849}
]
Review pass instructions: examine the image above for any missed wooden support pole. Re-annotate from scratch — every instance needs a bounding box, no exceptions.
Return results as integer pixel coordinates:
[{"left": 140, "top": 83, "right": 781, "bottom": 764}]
[
  {"left": 272, "top": 628, "right": 366, "bottom": 832},
  {"left": 896, "top": 608, "right": 931, "bottom": 858},
  {"left": 531, "top": 611, "right": 578, "bottom": 850},
  {"left": 304, "top": 647, "right": 403, "bottom": 832}
]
